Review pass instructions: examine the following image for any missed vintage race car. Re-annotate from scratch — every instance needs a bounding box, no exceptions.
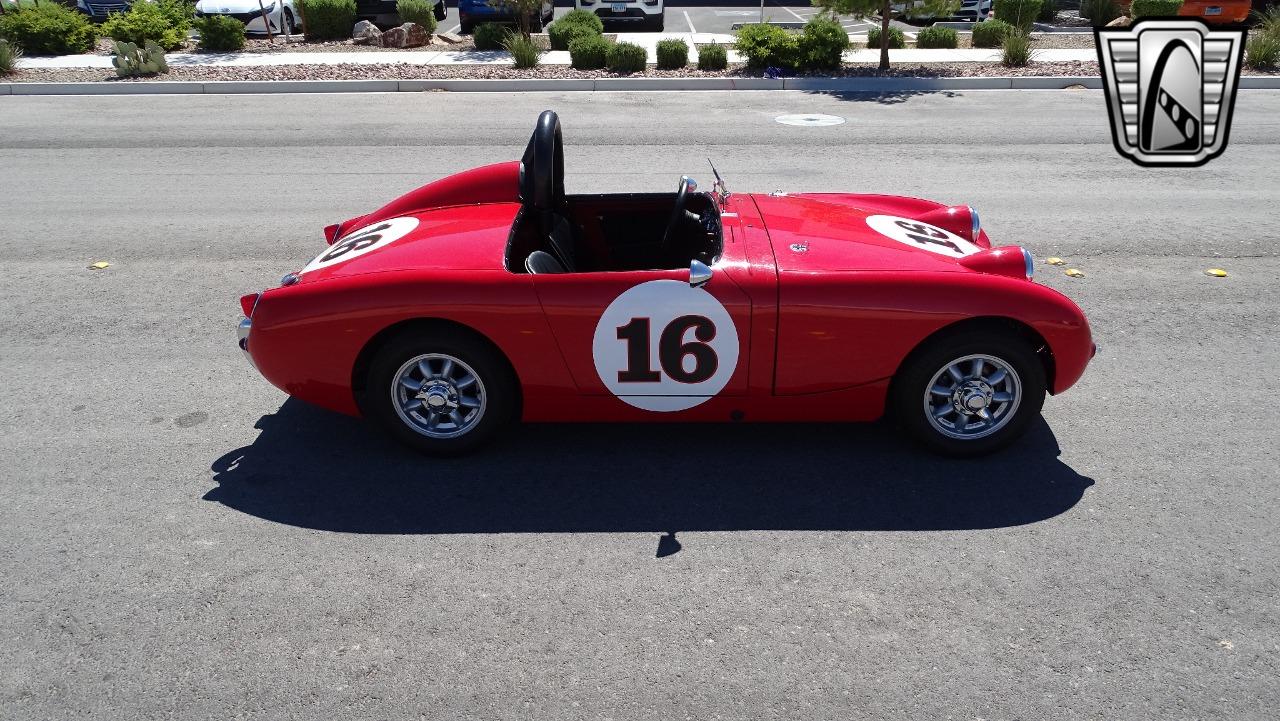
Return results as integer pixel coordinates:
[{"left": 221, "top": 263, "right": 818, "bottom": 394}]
[{"left": 237, "top": 111, "right": 1094, "bottom": 456}]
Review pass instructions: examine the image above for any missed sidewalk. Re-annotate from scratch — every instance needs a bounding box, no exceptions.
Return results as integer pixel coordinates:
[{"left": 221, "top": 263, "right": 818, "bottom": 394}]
[{"left": 19, "top": 35, "right": 1099, "bottom": 70}]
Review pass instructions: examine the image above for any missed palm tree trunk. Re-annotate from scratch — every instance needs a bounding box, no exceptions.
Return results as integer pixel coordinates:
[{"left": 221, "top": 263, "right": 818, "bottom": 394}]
[{"left": 879, "top": 0, "right": 891, "bottom": 71}]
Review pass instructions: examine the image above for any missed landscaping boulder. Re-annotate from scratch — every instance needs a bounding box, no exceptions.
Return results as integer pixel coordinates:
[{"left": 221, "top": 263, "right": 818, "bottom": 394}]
[
  {"left": 1105, "top": 16, "right": 1132, "bottom": 26},
  {"left": 353, "top": 20, "right": 383, "bottom": 45},
  {"left": 436, "top": 31, "right": 463, "bottom": 44},
  {"left": 381, "top": 25, "right": 409, "bottom": 48},
  {"left": 400, "top": 22, "right": 430, "bottom": 48}
]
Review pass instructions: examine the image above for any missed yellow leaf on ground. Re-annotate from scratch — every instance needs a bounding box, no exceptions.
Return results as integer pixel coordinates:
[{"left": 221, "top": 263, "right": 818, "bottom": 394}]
[
  {"left": 1046, "top": 257, "right": 1066, "bottom": 265},
  {"left": 1065, "top": 268, "right": 1085, "bottom": 278},
  {"left": 1205, "top": 268, "right": 1228, "bottom": 277},
  {"left": 89, "top": 262, "right": 110, "bottom": 270}
]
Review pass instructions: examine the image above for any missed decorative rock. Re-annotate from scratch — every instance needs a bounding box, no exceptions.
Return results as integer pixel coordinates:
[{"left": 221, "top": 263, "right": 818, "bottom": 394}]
[
  {"left": 353, "top": 20, "right": 383, "bottom": 45},
  {"left": 436, "top": 31, "right": 463, "bottom": 44},
  {"left": 401, "top": 22, "right": 430, "bottom": 48},
  {"left": 1105, "top": 16, "right": 1132, "bottom": 27},
  {"left": 381, "top": 26, "right": 409, "bottom": 48}
]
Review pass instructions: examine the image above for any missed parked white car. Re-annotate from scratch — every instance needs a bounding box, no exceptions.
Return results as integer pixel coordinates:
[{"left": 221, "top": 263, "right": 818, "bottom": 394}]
[
  {"left": 194, "top": 0, "right": 300, "bottom": 35},
  {"left": 574, "top": 0, "right": 664, "bottom": 31}
]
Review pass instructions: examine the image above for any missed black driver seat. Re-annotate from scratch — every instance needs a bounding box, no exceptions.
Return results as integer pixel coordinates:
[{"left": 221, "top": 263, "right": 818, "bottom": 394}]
[
  {"left": 524, "top": 250, "right": 566, "bottom": 274},
  {"left": 545, "top": 215, "right": 576, "bottom": 272}
]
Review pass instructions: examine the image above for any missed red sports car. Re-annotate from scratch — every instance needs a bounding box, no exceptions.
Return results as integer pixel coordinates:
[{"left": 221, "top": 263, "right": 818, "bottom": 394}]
[{"left": 238, "top": 111, "right": 1094, "bottom": 456}]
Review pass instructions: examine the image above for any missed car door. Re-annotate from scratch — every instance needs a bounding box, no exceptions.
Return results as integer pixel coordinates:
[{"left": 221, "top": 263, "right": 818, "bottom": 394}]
[{"left": 530, "top": 265, "right": 753, "bottom": 414}]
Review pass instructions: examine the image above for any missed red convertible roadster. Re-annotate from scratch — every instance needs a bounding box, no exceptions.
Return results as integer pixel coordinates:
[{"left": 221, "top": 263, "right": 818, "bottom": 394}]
[{"left": 238, "top": 111, "right": 1094, "bottom": 456}]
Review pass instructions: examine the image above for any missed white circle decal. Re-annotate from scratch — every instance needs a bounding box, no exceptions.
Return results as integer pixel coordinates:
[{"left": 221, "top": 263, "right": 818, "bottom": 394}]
[
  {"left": 865, "top": 214, "right": 980, "bottom": 258},
  {"left": 302, "top": 216, "right": 419, "bottom": 273},
  {"left": 592, "top": 279, "right": 739, "bottom": 412}
]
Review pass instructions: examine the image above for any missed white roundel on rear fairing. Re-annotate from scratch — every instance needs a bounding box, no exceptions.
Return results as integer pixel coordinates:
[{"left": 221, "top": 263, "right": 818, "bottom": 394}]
[
  {"left": 865, "top": 214, "right": 981, "bottom": 258},
  {"left": 592, "top": 279, "right": 739, "bottom": 412},
  {"left": 301, "top": 216, "right": 419, "bottom": 273}
]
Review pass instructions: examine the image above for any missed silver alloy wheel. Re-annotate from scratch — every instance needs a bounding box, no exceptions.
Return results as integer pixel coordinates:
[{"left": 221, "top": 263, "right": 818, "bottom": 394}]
[
  {"left": 392, "top": 353, "right": 487, "bottom": 440},
  {"left": 923, "top": 353, "right": 1022, "bottom": 440}
]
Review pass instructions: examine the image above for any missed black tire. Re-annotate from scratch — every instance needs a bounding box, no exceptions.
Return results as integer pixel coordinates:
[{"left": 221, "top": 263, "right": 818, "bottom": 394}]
[
  {"left": 650, "top": 12, "right": 664, "bottom": 31},
  {"left": 434, "top": 0, "right": 447, "bottom": 22},
  {"left": 363, "top": 330, "right": 517, "bottom": 456},
  {"left": 460, "top": 20, "right": 473, "bottom": 34},
  {"left": 283, "top": 8, "right": 296, "bottom": 34},
  {"left": 529, "top": 15, "right": 543, "bottom": 32},
  {"left": 890, "top": 329, "right": 1046, "bottom": 457}
]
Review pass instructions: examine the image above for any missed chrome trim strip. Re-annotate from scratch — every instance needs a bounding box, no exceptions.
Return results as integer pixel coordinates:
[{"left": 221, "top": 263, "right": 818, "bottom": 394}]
[
  {"left": 968, "top": 205, "right": 981, "bottom": 241},
  {"left": 1022, "top": 248, "right": 1035, "bottom": 281}
]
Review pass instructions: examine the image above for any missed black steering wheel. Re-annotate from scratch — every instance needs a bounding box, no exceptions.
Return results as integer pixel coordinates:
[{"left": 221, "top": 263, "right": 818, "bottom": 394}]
[
  {"left": 662, "top": 175, "right": 694, "bottom": 255},
  {"left": 519, "top": 110, "right": 565, "bottom": 229}
]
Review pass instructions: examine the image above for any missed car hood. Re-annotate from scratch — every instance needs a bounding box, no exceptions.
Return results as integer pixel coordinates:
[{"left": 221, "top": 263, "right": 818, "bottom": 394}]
[
  {"left": 750, "top": 193, "right": 991, "bottom": 274},
  {"left": 293, "top": 202, "right": 519, "bottom": 284},
  {"left": 195, "top": 0, "right": 280, "bottom": 12}
]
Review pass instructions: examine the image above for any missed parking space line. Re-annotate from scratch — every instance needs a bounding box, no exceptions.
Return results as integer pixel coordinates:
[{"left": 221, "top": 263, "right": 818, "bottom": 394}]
[
  {"left": 684, "top": 10, "right": 696, "bottom": 33},
  {"left": 773, "top": 4, "right": 812, "bottom": 22},
  {"left": 445, "top": 24, "right": 460, "bottom": 34}
]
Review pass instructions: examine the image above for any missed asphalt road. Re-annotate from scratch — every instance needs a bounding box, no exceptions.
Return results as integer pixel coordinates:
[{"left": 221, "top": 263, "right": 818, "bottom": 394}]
[{"left": 2, "top": 90, "right": 1278, "bottom": 719}]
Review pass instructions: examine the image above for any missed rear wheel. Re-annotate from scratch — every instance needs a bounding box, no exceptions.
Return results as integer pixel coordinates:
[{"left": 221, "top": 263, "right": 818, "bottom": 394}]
[
  {"left": 364, "top": 330, "right": 517, "bottom": 455},
  {"left": 891, "top": 330, "right": 1045, "bottom": 457},
  {"left": 434, "top": 0, "right": 447, "bottom": 22},
  {"left": 651, "top": 11, "right": 664, "bottom": 31}
]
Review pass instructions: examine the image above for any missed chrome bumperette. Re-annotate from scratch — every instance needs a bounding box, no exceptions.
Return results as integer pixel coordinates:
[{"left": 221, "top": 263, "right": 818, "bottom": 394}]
[
  {"left": 237, "top": 317, "right": 253, "bottom": 364},
  {"left": 1021, "top": 248, "right": 1035, "bottom": 280},
  {"left": 968, "top": 205, "right": 981, "bottom": 241}
]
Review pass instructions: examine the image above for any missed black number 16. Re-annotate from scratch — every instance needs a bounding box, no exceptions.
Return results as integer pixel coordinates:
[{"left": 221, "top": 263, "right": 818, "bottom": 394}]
[{"left": 616, "top": 315, "right": 719, "bottom": 384}]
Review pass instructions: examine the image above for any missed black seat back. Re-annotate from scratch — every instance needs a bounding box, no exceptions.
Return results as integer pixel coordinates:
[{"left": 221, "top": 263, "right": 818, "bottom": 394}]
[{"left": 524, "top": 250, "right": 566, "bottom": 275}]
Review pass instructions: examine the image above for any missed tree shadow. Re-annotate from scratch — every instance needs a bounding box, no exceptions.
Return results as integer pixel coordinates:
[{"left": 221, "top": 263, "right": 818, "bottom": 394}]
[
  {"left": 802, "top": 89, "right": 962, "bottom": 105},
  {"left": 205, "top": 399, "right": 1094, "bottom": 535}
]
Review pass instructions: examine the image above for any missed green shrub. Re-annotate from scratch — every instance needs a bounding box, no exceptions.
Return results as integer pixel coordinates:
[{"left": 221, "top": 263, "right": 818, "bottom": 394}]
[
  {"left": 697, "top": 42, "right": 727, "bottom": 70},
  {"left": 992, "top": 0, "right": 1041, "bottom": 33},
  {"left": 0, "top": 3, "right": 97, "bottom": 55},
  {"left": 397, "top": 0, "right": 439, "bottom": 33},
  {"left": 799, "top": 15, "right": 847, "bottom": 69},
  {"left": 1001, "top": 29, "right": 1034, "bottom": 66},
  {"left": 655, "top": 38, "right": 688, "bottom": 69},
  {"left": 972, "top": 18, "right": 1013, "bottom": 47},
  {"left": 866, "top": 25, "right": 905, "bottom": 49},
  {"left": 735, "top": 23, "right": 801, "bottom": 69},
  {"left": 297, "top": 0, "right": 356, "bottom": 41},
  {"left": 568, "top": 33, "right": 610, "bottom": 69},
  {"left": 548, "top": 19, "right": 599, "bottom": 50},
  {"left": 1130, "top": 0, "right": 1183, "bottom": 16},
  {"left": 1254, "top": 7, "right": 1280, "bottom": 38},
  {"left": 1079, "top": 0, "right": 1121, "bottom": 24},
  {"left": 1246, "top": 33, "right": 1280, "bottom": 69},
  {"left": 193, "top": 14, "right": 245, "bottom": 51},
  {"left": 473, "top": 22, "right": 508, "bottom": 50},
  {"left": 112, "top": 39, "right": 168, "bottom": 76},
  {"left": 915, "top": 25, "right": 957, "bottom": 49},
  {"left": 606, "top": 40, "right": 646, "bottom": 73},
  {"left": 0, "top": 38, "right": 20, "bottom": 75},
  {"left": 1037, "top": 0, "right": 1057, "bottom": 22},
  {"left": 503, "top": 29, "right": 539, "bottom": 67},
  {"left": 102, "top": 1, "right": 188, "bottom": 52},
  {"left": 551, "top": 8, "right": 603, "bottom": 33}
]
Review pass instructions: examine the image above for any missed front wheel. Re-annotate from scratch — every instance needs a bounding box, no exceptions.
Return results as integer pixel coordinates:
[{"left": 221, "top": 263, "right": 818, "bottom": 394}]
[
  {"left": 364, "top": 331, "right": 517, "bottom": 456},
  {"left": 434, "top": 0, "right": 447, "bottom": 21},
  {"left": 890, "top": 330, "right": 1046, "bottom": 457}
]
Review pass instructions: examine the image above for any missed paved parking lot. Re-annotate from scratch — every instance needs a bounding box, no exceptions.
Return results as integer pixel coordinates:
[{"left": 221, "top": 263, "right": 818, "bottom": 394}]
[
  {"left": 2, "top": 90, "right": 1278, "bottom": 719},
  {"left": 437, "top": 2, "right": 903, "bottom": 35}
]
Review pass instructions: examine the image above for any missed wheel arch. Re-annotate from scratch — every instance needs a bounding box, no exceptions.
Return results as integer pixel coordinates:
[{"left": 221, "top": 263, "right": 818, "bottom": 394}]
[
  {"left": 888, "top": 316, "right": 1055, "bottom": 401},
  {"left": 350, "top": 317, "right": 523, "bottom": 416}
]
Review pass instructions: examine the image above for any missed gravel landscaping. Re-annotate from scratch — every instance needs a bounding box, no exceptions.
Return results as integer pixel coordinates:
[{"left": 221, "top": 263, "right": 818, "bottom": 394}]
[{"left": 5, "top": 61, "right": 1114, "bottom": 83}]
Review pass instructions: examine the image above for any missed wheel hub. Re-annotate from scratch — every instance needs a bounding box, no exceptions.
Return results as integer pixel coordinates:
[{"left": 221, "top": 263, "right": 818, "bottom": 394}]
[
  {"left": 418, "top": 381, "right": 458, "bottom": 414},
  {"left": 952, "top": 381, "right": 994, "bottom": 415}
]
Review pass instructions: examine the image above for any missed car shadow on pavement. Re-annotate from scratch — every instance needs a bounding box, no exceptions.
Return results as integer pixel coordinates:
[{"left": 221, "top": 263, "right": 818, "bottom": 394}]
[{"left": 205, "top": 398, "right": 1094, "bottom": 535}]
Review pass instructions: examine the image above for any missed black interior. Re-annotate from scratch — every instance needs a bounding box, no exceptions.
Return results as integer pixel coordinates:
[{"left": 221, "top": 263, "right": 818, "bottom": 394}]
[{"left": 507, "top": 111, "right": 723, "bottom": 274}]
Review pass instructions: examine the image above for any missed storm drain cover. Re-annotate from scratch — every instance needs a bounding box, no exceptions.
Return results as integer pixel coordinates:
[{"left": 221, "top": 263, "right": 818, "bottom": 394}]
[{"left": 775, "top": 114, "right": 846, "bottom": 127}]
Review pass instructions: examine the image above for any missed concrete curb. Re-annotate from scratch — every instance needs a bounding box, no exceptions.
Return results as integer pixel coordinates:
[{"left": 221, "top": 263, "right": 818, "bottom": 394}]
[{"left": 3, "top": 75, "right": 1278, "bottom": 95}]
